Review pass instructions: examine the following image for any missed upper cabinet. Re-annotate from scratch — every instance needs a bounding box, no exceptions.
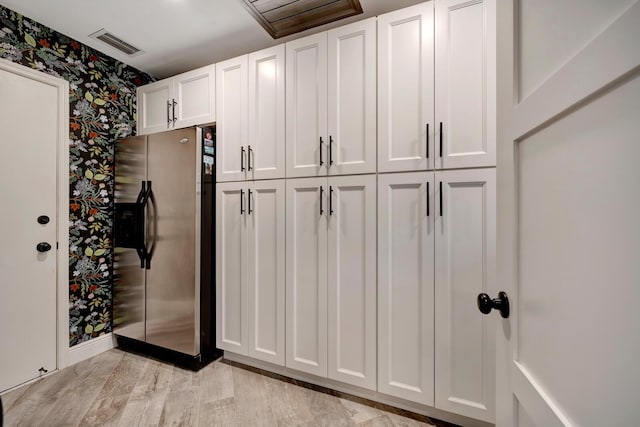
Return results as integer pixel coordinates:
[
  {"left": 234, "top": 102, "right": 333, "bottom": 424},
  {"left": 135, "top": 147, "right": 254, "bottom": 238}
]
[
  {"left": 286, "top": 19, "right": 377, "bottom": 178},
  {"left": 216, "top": 55, "right": 249, "bottom": 183},
  {"left": 435, "top": 0, "right": 496, "bottom": 168},
  {"left": 137, "top": 64, "right": 215, "bottom": 135},
  {"left": 378, "top": 3, "right": 434, "bottom": 173},
  {"left": 217, "top": 46, "right": 286, "bottom": 182}
]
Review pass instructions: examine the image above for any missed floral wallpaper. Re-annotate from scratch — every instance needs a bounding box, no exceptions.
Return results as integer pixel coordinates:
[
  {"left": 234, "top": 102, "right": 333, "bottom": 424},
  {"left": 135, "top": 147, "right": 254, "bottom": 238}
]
[{"left": 0, "top": 5, "right": 155, "bottom": 346}]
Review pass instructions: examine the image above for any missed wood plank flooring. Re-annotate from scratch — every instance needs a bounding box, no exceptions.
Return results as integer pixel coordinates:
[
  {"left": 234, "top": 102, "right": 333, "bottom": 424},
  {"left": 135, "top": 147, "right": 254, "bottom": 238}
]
[{"left": 1, "top": 349, "right": 451, "bottom": 427}]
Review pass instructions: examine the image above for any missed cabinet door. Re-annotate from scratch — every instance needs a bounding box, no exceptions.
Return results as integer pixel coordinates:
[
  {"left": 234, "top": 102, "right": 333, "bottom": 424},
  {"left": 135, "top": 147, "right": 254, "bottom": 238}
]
[
  {"left": 137, "top": 79, "right": 171, "bottom": 135},
  {"left": 286, "top": 33, "right": 328, "bottom": 178},
  {"left": 216, "top": 182, "right": 248, "bottom": 354},
  {"left": 378, "top": 3, "right": 434, "bottom": 173},
  {"left": 173, "top": 64, "right": 216, "bottom": 129},
  {"left": 435, "top": 168, "right": 495, "bottom": 422},
  {"left": 435, "top": 0, "right": 496, "bottom": 168},
  {"left": 248, "top": 45, "right": 285, "bottom": 180},
  {"left": 327, "top": 174, "right": 376, "bottom": 389},
  {"left": 247, "top": 180, "right": 285, "bottom": 365},
  {"left": 327, "top": 18, "right": 376, "bottom": 176},
  {"left": 286, "top": 177, "right": 328, "bottom": 376},
  {"left": 217, "top": 55, "right": 248, "bottom": 182},
  {"left": 378, "top": 172, "right": 435, "bottom": 405}
]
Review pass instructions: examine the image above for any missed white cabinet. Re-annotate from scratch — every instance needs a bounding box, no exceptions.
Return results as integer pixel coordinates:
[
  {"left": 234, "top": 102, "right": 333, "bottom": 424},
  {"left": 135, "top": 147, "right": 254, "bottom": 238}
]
[
  {"left": 216, "top": 55, "right": 249, "bottom": 183},
  {"left": 327, "top": 174, "right": 376, "bottom": 389},
  {"left": 378, "top": 172, "right": 435, "bottom": 405},
  {"left": 286, "top": 174, "right": 376, "bottom": 388},
  {"left": 286, "top": 34, "right": 328, "bottom": 178},
  {"left": 286, "top": 177, "right": 328, "bottom": 376},
  {"left": 286, "top": 20, "right": 376, "bottom": 178},
  {"left": 327, "top": 18, "right": 377, "bottom": 176},
  {"left": 248, "top": 45, "right": 286, "bottom": 181},
  {"left": 378, "top": 3, "right": 434, "bottom": 173},
  {"left": 434, "top": 168, "right": 495, "bottom": 422},
  {"left": 216, "top": 180, "right": 285, "bottom": 366},
  {"left": 137, "top": 64, "right": 215, "bottom": 135},
  {"left": 435, "top": 0, "right": 496, "bottom": 168}
]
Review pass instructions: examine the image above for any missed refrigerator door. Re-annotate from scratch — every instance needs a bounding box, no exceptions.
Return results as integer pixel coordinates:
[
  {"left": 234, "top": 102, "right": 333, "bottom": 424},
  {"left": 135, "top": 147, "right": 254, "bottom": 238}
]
[
  {"left": 114, "top": 135, "right": 148, "bottom": 342},
  {"left": 146, "top": 127, "right": 201, "bottom": 355}
]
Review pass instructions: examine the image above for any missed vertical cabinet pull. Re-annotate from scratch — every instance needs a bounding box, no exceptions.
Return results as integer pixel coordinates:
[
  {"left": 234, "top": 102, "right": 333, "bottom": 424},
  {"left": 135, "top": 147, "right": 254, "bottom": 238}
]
[
  {"left": 426, "top": 124, "right": 429, "bottom": 159},
  {"left": 329, "top": 136, "right": 334, "bottom": 165},
  {"left": 240, "top": 189, "right": 245, "bottom": 215},
  {"left": 426, "top": 182, "right": 430, "bottom": 216},
  {"left": 172, "top": 99, "right": 177, "bottom": 123},
  {"left": 439, "top": 122, "right": 443, "bottom": 158},
  {"left": 319, "top": 137, "right": 324, "bottom": 166},
  {"left": 248, "top": 189, "right": 252, "bottom": 214},
  {"left": 241, "top": 146, "right": 245, "bottom": 172},
  {"left": 439, "top": 181, "right": 443, "bottom": 217},
  {"left": 247, "top": 146, "right": 253, "bottom": 171},
  {"left": 329, "top": 186, "right": 334, "bottom": 215},
  {"left": 320, "top": 185, "right": 324, "bottom": 215},
  {"left": 167, "top": 101, "right": 171, "bottom": 127}
]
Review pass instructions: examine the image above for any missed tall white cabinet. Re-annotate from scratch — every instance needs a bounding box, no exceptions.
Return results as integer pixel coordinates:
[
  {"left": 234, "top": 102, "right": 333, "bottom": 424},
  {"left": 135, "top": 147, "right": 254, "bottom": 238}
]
[
  {"left": 216, "top": 180, "right": 286, "bottom": 365},
  {"left": 286, "top": 19, "right": 377, "bottom": 178}
]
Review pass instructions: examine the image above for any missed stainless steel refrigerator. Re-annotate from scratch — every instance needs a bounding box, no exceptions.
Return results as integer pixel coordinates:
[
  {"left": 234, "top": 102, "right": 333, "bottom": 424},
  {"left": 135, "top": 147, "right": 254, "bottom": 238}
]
[{"left": 113, "top": 126, "right": 220, "bottom": 369}]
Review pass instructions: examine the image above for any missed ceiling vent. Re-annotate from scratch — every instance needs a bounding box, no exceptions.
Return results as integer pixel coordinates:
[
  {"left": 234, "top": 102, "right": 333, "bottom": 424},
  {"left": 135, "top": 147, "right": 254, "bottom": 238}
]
[
  {"left": 89, "top": 29, "right": 144, "bottom": 57},
  {"left": 241, "top": 0, "right": 363, "bottom": 39}
]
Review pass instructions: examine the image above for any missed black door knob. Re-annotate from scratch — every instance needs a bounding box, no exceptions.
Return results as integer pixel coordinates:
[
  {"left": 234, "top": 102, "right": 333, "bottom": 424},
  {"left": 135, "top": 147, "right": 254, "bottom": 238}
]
[
  {"left": 37, "top": 215, "right": 50, "bottom": 224},
  {"left": 477, "top": 291, "right": 510, "bottom": 318},
  {"left": 37, "top": 242, "right": 52, "bottom": 253}
]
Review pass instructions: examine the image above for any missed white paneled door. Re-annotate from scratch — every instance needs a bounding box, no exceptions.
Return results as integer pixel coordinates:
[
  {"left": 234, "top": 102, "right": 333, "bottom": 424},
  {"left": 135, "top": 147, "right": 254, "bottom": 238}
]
[
  {"left": 0, "top": 64, "right": 59, "bottom": 392},
  {"left": 216, "top": 182, "right": 248, "bottom": 354},
  {"left": 248, "top": 45, "right": 286, "bottom": 180},
  {"left": 378, "top": 3, "right": 434, "bottom": 173},
  {"left": 286, "top": 33, "right": 328, "bottom": 178},
  {"left": 378, "top": 172, "right": 435, "bottom": 405},
  {"left": 286, "top": 177, "right": 328, "bottom": 376},
  {"left": 497, "top": 1, "right": 640, "bottom": 426},
  {"left": 247, "top": 180, "right": 285, "bottom": 365},
  {"left": 435, "top": 168, "right": 496, "bottom": 422},
  {"left": 435, "top": 0, "right": 496, "bottom": 169},
  {"left": 327, "top": 174, "right": 376, "bottom": 390},
  {"left": 327, "top": 18, "right": 377, "bottom": 176},
  {"left": 216, "top": 55, "right": 248, "bottom": 183}
]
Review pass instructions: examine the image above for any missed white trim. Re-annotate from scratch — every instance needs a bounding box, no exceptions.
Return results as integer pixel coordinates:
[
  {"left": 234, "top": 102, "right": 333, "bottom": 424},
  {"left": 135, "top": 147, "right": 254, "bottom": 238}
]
[
  {"left": 223, "top": 352, "right": 493, "bottom": 427},
  {"left": 67, "top": 333, "right": 117, "bottom": 366},
  {"left": 0, "top": 59, "right": 70, "bottom": 373},
  {"left": 513, "top": 1, "right": 640, "bottom": 141}
]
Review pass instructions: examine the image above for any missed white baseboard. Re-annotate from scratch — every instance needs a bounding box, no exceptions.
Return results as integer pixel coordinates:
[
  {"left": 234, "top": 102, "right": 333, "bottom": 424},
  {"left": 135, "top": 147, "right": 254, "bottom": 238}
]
[{"left": 66, "top": 333, "right": 117, "bottom": 367}]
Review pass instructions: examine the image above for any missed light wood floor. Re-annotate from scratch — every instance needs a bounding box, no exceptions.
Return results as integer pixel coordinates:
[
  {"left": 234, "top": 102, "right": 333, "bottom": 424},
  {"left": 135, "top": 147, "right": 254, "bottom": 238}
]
[{"left": 1, "top": 349, "right": 447, "bottom": 427}]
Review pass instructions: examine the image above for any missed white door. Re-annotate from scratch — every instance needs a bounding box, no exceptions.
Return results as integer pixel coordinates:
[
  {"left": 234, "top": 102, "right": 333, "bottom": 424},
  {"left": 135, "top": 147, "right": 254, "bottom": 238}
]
[
  {"left": 327, "top": 18, "right": 377, "bottom": 176},
  {"left": 0, "top": 65, "right": 58, "bottom": 392},
  {"left": 247, "top": 180, "right": 285, "bottom": 366},
  {"left": 286, "top": 33, "right": 328, "bottom": 178},
  {"left": 377, "top": 172, "right": 434, "bottom": 405},
  {"left": 248, "top": 45, "right": 285, "bottom": 180},
  {"left": 378, "top": 3, "right": 434, "bottom": 173},
  {"left": 137, "top": 78, "right": 171, "bottom": 135},
  {"left": 286, "top": 177, "right": 328, "bottom": 376},
  {"left": 327, "top": 174, "right": 376, "bottom": 389},
  {"left": 496, "top": 2, "right": 640, "bottom": 426},
  {"left": 173, "top": 64, "right": 216, "bottom": 129},
  {"left": 216, "top": 55, "right": 248, "bottom": 183},
  {"left": 435, "top": 168, "right": 496, "bottom": 422},
  {"left": 435, "top": 0, "right": 496, "bottom": 169},
  {"left": 216, "top": 182, "right": 248, "bottom": 354}
]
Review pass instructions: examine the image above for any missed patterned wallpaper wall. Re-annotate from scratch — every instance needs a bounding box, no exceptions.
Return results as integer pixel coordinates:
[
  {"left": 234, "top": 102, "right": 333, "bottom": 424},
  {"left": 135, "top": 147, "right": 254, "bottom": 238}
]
[{"left": 0, "top": 6, "right": 155, "bottom": 346}]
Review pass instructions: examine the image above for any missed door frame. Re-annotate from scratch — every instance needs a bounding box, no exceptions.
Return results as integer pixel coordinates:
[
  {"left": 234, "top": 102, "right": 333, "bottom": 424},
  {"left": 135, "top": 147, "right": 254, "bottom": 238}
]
[{"left": 0, "top": 58, "right": 70, "bottom": 374}]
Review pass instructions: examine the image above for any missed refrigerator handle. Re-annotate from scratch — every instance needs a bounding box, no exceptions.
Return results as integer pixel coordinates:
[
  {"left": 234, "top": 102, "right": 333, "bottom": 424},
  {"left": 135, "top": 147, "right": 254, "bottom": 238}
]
[
  {"left": 135, "top": 181, "right": 150, "bottom": 269},
  {"left": 144, "top": 181, "right": 157, "bottom": 270}
]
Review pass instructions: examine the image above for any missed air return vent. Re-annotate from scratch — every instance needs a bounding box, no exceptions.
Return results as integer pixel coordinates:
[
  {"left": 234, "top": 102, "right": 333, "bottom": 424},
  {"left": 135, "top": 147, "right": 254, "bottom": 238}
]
[
  {"left": 241, "top": 0, "right": 363, "bottom": 39},
  {"left": 89, "top": 29, "right": 143, "bottom": 56}
]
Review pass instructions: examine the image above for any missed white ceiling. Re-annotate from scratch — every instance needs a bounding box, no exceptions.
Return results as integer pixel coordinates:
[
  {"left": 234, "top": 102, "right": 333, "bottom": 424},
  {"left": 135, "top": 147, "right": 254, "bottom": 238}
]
[{"left": 0, "top": 0, "right": 423, "bottom": 78}]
